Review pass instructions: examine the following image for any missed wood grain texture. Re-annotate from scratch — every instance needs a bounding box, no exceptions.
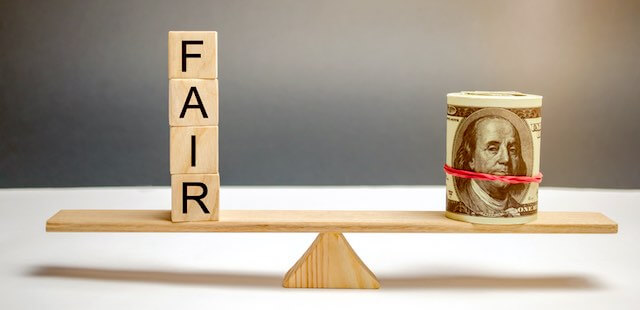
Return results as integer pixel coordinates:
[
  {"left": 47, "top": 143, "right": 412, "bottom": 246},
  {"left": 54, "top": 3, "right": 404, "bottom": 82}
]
[
  {"left": 170, "top": 126, "right": 218, "bottom": 174},
  {"left": 46, "top": 210, "right": 618, "bottom": 233},
  {"left": 168, "top": 31, "right": 217, "bottom": 79},
  {"left": 171, "top": 174, "right": 220, "bottom": 222},
  {"left": 283, "top": 232, "right": 380, "bottom": 288},
  {"left": 169, "top": 79, "right": 218, "bottom": 127}
]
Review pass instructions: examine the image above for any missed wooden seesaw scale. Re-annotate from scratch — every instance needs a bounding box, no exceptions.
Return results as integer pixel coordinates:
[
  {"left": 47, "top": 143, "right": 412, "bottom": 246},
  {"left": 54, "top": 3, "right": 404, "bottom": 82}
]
[
  {"left": 46, "top": 209, "right": 618, "bottom": 289},
  {"left": 44, "top": 31, "right": 618, "bottom": 288}
]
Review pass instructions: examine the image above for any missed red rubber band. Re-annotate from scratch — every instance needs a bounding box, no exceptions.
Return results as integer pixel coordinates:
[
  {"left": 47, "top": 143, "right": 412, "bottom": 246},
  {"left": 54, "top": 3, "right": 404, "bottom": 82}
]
[{"left": 443, "top": 164, "right": 543, "bottom": 184}]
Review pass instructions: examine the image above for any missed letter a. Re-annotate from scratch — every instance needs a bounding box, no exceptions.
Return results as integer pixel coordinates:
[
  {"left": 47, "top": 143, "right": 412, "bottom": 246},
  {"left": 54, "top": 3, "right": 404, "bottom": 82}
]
[{"left": 179, "top": 87, "right": 209, "bottom": 118}]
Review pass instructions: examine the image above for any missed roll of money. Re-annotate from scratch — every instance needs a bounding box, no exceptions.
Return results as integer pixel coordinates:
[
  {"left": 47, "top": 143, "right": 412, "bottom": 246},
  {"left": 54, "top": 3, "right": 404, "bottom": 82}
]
[{"left": 445, "top": 91, "right": 542, "bottom": 224}]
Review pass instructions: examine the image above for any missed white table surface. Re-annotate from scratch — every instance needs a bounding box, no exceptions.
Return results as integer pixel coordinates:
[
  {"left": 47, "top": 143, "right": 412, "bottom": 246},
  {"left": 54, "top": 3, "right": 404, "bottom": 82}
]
[{"left": 1, "top": 186, "right": 638, "bottom": 309}]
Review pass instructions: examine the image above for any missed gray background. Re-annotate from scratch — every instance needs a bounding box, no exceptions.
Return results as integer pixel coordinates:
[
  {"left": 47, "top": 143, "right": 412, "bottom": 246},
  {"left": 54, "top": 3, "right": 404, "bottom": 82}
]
[{"left": 1, "top": 0, "right": 639, "bottom": 188}]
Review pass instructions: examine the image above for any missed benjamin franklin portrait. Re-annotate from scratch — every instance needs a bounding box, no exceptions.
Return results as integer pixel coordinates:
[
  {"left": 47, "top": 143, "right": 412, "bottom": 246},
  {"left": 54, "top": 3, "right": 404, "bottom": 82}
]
[{"left": 452, "top": 109, "right": 533, "bottom": 217}]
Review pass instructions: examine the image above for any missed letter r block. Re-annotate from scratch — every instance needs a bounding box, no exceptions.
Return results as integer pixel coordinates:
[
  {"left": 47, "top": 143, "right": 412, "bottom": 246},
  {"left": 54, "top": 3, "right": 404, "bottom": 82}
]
[
  {"left": 168, "top": 31, "right": 217, "bottom": 79},
  {"left": 170, "top": 126, "right": 218, "bottom": 174},
  {"left": 169, "top": 79, "right": 219, "bottom": 126},
  {"left": 171, "top": 174, "right": 220, "bottom": 222}
]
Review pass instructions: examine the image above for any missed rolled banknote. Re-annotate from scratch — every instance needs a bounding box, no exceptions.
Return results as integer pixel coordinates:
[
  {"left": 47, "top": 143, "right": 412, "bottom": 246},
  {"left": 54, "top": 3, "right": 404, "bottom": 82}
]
[{"left": 445, "top": 91, "right": 542, "bottom": 224}]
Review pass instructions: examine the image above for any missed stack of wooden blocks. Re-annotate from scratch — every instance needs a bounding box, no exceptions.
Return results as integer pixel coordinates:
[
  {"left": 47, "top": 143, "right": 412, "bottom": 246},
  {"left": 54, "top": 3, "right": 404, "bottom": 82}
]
[{"left": 168, "top": 31, "right": 220, "bottom": 222}]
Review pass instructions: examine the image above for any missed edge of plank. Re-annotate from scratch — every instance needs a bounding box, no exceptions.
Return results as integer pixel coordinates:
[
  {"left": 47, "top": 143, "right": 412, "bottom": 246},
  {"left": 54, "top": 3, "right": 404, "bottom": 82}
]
[{"left": 46, "top": 210, "right": 618, "bottom": 234}]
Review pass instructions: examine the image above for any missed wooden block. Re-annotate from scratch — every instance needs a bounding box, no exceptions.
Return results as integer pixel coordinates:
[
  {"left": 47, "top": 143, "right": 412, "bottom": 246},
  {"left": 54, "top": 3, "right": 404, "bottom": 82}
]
[
  {"left": 171, "top": 174, "right": 220, "bottom": 222},
  {"left": 168, "top": 31, "right": 217, "bottom": 79},
  {"left": 169, "top": 79, "right": 218, "bottom": 126},
  {"left": 170, "top": 126, "right": 218, "bottom": 174},
  {"left": 283, "top": 232, "right": 380, "bottom": 288}
]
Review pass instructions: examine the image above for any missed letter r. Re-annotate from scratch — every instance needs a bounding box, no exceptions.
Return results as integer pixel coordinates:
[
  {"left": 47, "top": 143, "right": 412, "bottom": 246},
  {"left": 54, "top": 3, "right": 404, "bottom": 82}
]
[{"left": 182, "top": 182, "right": 210, "bottom": 214}]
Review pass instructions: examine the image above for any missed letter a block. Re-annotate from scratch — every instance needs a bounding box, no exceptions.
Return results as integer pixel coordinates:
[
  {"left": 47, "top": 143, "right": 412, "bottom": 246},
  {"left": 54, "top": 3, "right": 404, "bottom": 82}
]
[
  {"left": 170, "top": 126, "right": 218, "bottom": 174},
  {"left": 168, "top": 31, "right": 217, "bottom": 79},
  {"left": 171, "top": 174, "right": 220, "bottom": 222},
  {"left": 169, "top": 79, "right": 219, "bottom": 126}
]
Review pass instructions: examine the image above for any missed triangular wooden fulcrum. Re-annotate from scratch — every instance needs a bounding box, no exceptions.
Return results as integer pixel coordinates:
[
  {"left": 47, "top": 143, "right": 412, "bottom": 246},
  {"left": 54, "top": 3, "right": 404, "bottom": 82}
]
[{"left": 282, "top": 232, "right": 380, "bottom": 289}]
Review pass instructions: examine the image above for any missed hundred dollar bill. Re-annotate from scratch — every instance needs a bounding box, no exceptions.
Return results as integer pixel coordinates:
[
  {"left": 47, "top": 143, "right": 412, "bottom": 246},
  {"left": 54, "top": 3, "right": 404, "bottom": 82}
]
[{"left": 445, "top": 91, "right": 542, "bottom": 224}]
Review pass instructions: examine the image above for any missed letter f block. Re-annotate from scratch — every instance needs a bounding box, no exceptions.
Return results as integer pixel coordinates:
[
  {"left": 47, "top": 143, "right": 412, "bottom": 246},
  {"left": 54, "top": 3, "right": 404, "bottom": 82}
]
[{"left": 168, "top": 31, "right": 217, "bottom": 79}]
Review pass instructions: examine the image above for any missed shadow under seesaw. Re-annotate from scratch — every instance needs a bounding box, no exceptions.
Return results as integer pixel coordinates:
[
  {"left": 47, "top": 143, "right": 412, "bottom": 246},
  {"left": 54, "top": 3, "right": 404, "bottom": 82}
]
[
  {"left": 30, "top": 266, "right": 283, "bottom": 289},
  {"left": 29, "top": 266, "right": 602, "bottom": 290},
  {"left": 379, "top": 274, "right": 601, "bottom": 290}
]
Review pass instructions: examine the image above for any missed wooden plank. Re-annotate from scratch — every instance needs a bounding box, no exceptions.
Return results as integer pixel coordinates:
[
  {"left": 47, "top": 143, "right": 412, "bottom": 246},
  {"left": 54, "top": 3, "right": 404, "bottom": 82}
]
[{"left": 46, "top": 210, "right": 617, "bottom": 233}]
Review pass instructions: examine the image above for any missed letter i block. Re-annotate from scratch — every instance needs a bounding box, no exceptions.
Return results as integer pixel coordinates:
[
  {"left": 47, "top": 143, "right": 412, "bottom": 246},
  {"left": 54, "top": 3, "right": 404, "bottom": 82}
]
[
  {"left": 170, "top": 126, "right": 219, "bottom": 174},
  {"left": 168, "top": 31, "right": 217, "bottom": 79},
  {"left": 169, "top": 79, "right": 218, "bottom": 126},
  {"left": 172, "top": 174, "right": 220, "bottom": 222}
]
